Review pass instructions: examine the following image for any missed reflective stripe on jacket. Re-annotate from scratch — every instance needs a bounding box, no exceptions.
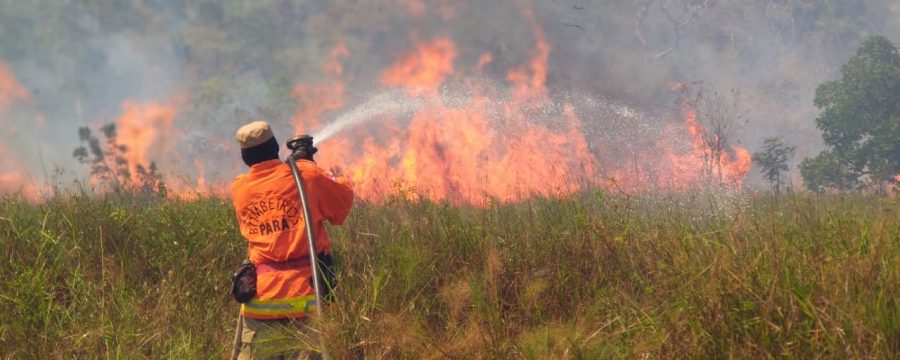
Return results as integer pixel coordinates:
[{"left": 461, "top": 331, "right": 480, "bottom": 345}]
[
  {"left": 230, "top": 158, "right": 353, "bottom": 319},
  {"left": 240, "top": 293, "right": 318, "bottom": 319}
]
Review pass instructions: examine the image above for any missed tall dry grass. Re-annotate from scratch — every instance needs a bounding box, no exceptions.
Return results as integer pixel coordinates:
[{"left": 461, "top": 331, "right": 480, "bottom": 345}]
[{"left": 1, "top": 190, "right": 897, "bottom": 359}]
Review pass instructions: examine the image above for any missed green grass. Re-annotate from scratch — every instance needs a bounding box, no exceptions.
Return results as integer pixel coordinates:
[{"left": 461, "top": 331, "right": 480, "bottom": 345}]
[{"left": 0, "top": 190, "right": 897, "bottom": 359}]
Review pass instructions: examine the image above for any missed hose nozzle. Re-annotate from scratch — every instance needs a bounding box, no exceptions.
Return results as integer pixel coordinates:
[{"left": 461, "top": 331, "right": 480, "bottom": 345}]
[{"left": 286, "top": 135, "right": 317, "bottom": 160}]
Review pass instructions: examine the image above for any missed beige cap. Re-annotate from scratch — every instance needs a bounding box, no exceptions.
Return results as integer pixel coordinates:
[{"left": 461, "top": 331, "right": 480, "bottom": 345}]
[{"left": 235, "top": 120, "right": 275, "bottom": 149}]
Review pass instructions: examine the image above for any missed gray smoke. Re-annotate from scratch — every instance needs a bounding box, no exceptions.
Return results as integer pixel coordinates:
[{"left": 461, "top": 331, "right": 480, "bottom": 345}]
[{"left": 0, "top": 0, "right": 897, "bottom": 193}]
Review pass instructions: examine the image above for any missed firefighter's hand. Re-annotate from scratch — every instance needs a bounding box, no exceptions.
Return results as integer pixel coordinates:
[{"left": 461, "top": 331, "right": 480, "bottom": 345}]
[{"left": 329, "top": 166, "right": 344, "bottom": 178}]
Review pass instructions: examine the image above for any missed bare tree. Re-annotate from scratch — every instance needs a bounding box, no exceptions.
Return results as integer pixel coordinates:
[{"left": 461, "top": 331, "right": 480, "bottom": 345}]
[
  {"left": 678, "top": 82, "right": 747, "bottom": 184},
  {"left": 635, "top": 0, "right": 711, "bottom": 60}
]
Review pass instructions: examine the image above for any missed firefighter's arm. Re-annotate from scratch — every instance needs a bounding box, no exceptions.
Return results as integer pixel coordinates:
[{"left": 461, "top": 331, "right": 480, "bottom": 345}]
[{"left": 314, "top": 169, "right": 354, "bottom": 225}]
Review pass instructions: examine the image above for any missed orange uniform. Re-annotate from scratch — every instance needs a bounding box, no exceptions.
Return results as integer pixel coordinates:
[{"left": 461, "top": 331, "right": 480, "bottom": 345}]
[{"left": 230, "top": 158, "right": 353, "bottom": 319}]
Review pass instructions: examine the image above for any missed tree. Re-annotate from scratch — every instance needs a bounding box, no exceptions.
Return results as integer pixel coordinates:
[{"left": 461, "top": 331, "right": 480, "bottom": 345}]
[
  {"left": 679, "top": 82, "right": 747, "bottom": 184},
  {"left": 73, "top": 123, "right": 166, "bottom": 196},
  {"left": 752, "top": 136, "right": 796, "bottom": 193},
  {"left": 634, "top": 0, "right": 712, "bottom": 60},
  {"left": 800, "top": 35, "right": 900, "bottom": 192}
]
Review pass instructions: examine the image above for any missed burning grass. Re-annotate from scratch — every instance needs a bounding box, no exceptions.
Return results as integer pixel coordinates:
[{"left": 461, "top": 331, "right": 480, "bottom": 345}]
[{"left": 0, "top": 191, "right": 897, "bottom": 358}]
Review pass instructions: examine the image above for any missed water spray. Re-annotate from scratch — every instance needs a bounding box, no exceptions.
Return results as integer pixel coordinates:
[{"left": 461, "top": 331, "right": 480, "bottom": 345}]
[{"left": 310, "top": 90, "right": 428, "bottom": 145}]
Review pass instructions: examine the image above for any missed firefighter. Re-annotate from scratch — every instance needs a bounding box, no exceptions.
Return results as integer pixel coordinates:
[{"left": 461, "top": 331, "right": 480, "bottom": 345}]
[{"left": 230, "top": 120, "right": 353, "bottom": 360}]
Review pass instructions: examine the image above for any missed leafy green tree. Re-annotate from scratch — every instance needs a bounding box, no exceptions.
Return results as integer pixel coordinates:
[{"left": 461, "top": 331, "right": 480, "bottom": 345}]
[
  {"left": 752, "top": 136, "right": 796, "bottom": 193},
  {"left": 799, "top": 150, "right": 858, "bottom": 192},
  {"left": 800, "top": 35, "right": 900, "bottom": 192}
]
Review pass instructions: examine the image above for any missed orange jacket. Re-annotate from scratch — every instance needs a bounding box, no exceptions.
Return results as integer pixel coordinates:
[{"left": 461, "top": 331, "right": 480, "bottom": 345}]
[{"left": 230, "top": 158, "right": 353, "bottom": 319}]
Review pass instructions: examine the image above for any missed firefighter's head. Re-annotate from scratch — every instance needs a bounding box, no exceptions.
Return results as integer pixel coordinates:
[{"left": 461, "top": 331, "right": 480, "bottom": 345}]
[{"left": 235, "top": 120, "right": 279, "bottom": 166}]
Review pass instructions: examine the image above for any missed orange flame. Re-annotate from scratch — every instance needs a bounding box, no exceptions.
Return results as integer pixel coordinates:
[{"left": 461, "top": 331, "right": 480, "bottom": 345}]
[
  {"left": 313, "top": 99, "right": 599, "bottom": 204},
  {"left": 506, "top": 7, "right": 550, "bottom": 99},
  {"left": 0, "top": 142, "right": 40, "bottom": 202},
  {"left": 0, "top": 62, "right": 28, "bottom": 108},
  {"left": 159, "top": 158, "right": 228, "bottom": 200},
  {"left": 292, "top": 43, "right": 349, "bottom": 136},
  {"left": 291, "top": 83, "right": 345, "bottom": 135},
  {"left": 647, "top": 99, "right": 751, "bottom": 190},
  {"left": 114, "top": 101, "right": 177, "bottom": 184},
  {"left": 322, "top": 42, "right": 350, "bottom": 76},
  {"left": 888, "top": 174, "right": 900, "bottom": 196},
  {"left": 0, "top": 172, "right": 39, "bottom": 201},
  {"left": 293, "top": 33, "right": 752, "bottom": 205},
  {"left": 0, "top": 62, "right": 40, "bottom": 201},
  {"left": 299, "top": 36, "right": 604, "bottom": 204},
  {"left": 110, "top": 99, "right": 229, "bottom": 199},
  {"left": 380, "top": 37, "right": 456, "bottom": 94},
  {"left": 405, "top": 0, "right": 425, "bottom": 16},
  {"left": 477, "top": 52, "right": 493, "bottom": 72}
]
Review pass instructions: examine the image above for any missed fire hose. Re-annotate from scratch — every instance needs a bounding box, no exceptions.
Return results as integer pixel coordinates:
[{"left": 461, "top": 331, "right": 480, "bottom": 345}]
[{"left": 285, "top": 135, "right": 326, "bottom": 321}]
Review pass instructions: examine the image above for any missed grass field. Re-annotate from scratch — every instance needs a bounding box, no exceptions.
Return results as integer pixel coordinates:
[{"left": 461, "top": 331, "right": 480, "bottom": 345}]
[{"left": 0, "top": 190, "right": 897, "bottom": 359}]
